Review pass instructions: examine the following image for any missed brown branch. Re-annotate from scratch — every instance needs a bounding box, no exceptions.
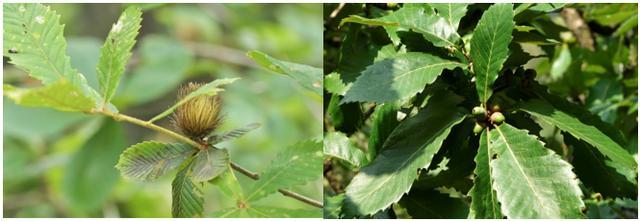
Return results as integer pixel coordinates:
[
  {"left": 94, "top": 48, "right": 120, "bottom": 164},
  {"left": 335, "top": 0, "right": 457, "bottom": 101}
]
[
  {"left": 278, "top": 189, "right": 323, "bottom": 208},
  {"left": 561, "top": 8, "right": 595, "bottom": 51}
]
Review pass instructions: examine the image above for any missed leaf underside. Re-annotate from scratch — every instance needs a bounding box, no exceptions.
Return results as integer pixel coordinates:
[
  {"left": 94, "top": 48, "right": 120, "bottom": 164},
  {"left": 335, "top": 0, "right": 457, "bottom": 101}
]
[
  {"left": 489, "top": 123, "right": 584, "bottom": 218},
  {"left": 247, "top": 50, "right": 323, "bottom": 97},
  {"left": 343, "top": 91, "right": 465, "bottom": 216},
  {"left": 191, "top": 147, "right": 229, "bottom": 182}
]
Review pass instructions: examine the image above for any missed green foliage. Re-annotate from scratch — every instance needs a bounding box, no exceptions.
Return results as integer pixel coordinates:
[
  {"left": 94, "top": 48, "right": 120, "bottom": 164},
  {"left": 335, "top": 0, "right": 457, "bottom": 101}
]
[
  {"left": 96, "top": 6, "right": 142, "bottom": 105},
  {"left": 343, "top": 93, "right": 465, "bottom": 215},
  {"left": 247, "top": 50, "right": 322, "bottom": 98},
  {"left": 471, "top": 3, "right": 514, "bottom": 104},
  {"left": 63, "top": 119, "right": 126, "bottom": 213},
  {"left": 171, "top": 158, "right": 204, "bottom": 218},
  {"left": 246, "top": 140, "right": 322, "bottom": 202},
  {"left": 116, "top": 141, "right": 196, "bottom": 181},
  {"left": 342, "top": 52, "right": 464, "bottom": 103},
  {"left": 489, "top": 123, "right": 583, "bottom": 218},
  {"left": 4, "top": 80, "right": 95, "bottom": 112},
  {"left": 324, "top": 131, "right": 368, "bottom": 168},
  {"left": 324, "top": 3, "right": 637, "bottom": 219},
  {"left": 4, "top": 3, "right": 321, "bottom": 218}
]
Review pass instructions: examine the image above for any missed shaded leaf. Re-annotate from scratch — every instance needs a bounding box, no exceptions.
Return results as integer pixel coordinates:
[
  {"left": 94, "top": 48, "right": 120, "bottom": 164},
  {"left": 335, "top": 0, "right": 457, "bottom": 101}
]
[
  {"left": 172, "top": 158, "right": 203, "bottom": 218},
  {"left": 246, "top": 140, "right": 322, "bottom": 202},
  {"left": 343, "top": 92, "right": 465, "bottom": 215},
  {"left": 4, "top": 80, "right": 95, "bottom": 112},
  {"left": 489, "top": 123, "right": 584, "bottom": 218},
  {"left": 116, "top": 141, "right": 196, "bottom": 181},
  {"left": 191, "top": 147, "right": 229, "bottom": 182},
  {"left": 324, "top": 194, "right": 345, "bottom": 219},
  {"left": 63, "top": 119, "right": 126, "bottom": 213},
  {"left": 247, "top": 50, "right": 322, "bottom": 97},
  {"left": 324, "top": 131, "right": 368, "bottom": 168},
  {"left": 148, "top": 78, "right": 239, "bottom": 122},
  {"left": 367, "top": 103, "right": 399, "bottom": 161},
  {"left": 468, "top": 129, "right": 503, "bottom": 218},
  {"left": 518, "top": 99, "right": 637, "bottom": 184},
  {"left": 97, "top": 6, "right": 142, "bottom": 104},
  {"left": 471, "top": 3, "right": 514, "bottom": 104},
  {"left": 399, "top": 188, "right": 469, "bottom": 218},
  {"left": 342, "top": 52, "right": 463, "bottom": 103}
]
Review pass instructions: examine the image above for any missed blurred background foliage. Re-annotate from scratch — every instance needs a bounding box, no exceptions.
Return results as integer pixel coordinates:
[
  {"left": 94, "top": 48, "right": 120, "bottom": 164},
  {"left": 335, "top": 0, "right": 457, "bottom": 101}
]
[{"left": 3, "top": 3, "right": 322, "bottom": 217}]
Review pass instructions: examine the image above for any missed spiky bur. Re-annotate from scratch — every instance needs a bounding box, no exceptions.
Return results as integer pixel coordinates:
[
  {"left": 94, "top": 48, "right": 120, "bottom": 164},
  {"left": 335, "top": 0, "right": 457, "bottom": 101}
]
[{"left": 172, "top": 82, "right": 224, "bottom": 142}]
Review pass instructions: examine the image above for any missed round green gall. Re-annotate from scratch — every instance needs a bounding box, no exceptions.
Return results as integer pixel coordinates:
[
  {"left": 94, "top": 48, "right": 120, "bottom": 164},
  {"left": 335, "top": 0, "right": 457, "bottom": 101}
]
[
  {"left": 490, "top": 112, "right": 505, "bottom": 124},
  {"left": 473, "top": 122, "right": 484, "bottom": 134},
  {"left": 471, "top": 106, "right": 486, "bottom": 116}
]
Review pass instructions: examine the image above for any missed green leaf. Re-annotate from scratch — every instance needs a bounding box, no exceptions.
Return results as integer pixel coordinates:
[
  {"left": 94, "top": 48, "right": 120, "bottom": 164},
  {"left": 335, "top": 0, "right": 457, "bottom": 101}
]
[
  {"left": 247, "top": 50, "right": 322, "bottom": 98},
  {"left": 367, "top": 103, "right": 399, "bottom": 161},
  {"left": 468, "top": 129, "right": 503, "bottom": 218},
  {"left": 172, "top": 158, "right": 204, "bottom": 218},
  {"left": 3, "top": 99, "right": 89, "bottom": 139},
  {"left": 116, "top": 141, "right": 196, "bottom": 181},
  {"left": 489, "top": 123, "right": 584, "bottom": 218},
  {"left": 399, "top": 188, "right": 469, "bottom": 218},
  {"left": 518, "top": 99, "right": 637, "bottom": 184},
  {"left": 341, "top": 6, "right": 461, "bottom": 48},
  {"left": 244, "top": 207, "right": 322, "bottom": 218},
  {"left": 324, "top": 194, "right": 345, "bottom": 219},
  {"left": 324, "top": 131, "right": 368, "bottom": 168},
  {"left": 430, "top": 3, "right": 469, "bottom": 30},
  {"left": 96, "top": 6, "right": 142, "bottom": 104},
  {"left": 613, "top": 14, "right": 637, "bottom": 36},
  {"left": 190, "top": 147, "right": 229, "bottom": 182},
  {"left": 62, "top": 119, "right": 126, "bottom": 213},
  {"left": 565, "top": 134, "right": 636, "bottom": 198},
  {"left": 210, "top": 164, "right": 245, "bottom": 201},
  {"left": 550, "top": 43, "right": 572, "bottom": 79},
  {"left": 246, "top": 140, "right": 322, "bottom": 202},
  {"left": 4, "top": 80, "right": 95, "bottom": 112},
  {"left": 342, "top": 52, "right": 463, "bottom": 103},
  {"left": 148, "top": 77, "right": 239, "bottom": 123},
  {"left": 470, "top": 3, "right": 514, "bottom": 104},
  {"left": 206, "top": 123, "right": 260, "bottom": 145},
  {"left": 324, "top": 72, "right": 348, "bottom": 95},
  {"left": 3, "top": 3, "right": 85, "bottom": 87},
  {"left": 343, "top": 92, "right": 465, "bottom": 215}
]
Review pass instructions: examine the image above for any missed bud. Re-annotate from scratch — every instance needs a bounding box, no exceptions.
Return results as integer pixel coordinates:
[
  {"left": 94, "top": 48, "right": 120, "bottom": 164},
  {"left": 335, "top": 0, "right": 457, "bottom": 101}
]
[
  {"left": 472, "top": 106, "right": 486, "bottom": 116},
  {"left": 172, "top": 82, "right": 224, "bottom": 141},
  {"left": 491, "top": 104, "right": 501, "bottom": 112},
  {"left": 473, "top": 122, "right": 484, "bottom": 134},
  {"left": 490, "top": 112, "right": 505, "bottom": 124}
]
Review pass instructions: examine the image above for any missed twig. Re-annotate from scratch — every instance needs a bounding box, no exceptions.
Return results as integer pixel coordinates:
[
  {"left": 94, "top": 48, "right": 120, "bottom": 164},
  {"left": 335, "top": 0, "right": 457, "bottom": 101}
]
[
  {"left": 561, "top": 8, "right": 595, "bottom": 51},
  {"left": 329, "top": 3, "right": 345, "bottom": 18},
  {"left": 230, "top": 162, "right": 260, "bottom": 180},
  {"left": 94, "top": 110, "right": 322, "bottom": 208},
  {"left": 278, "top": 189, "right": 323, "bottom": 209}
]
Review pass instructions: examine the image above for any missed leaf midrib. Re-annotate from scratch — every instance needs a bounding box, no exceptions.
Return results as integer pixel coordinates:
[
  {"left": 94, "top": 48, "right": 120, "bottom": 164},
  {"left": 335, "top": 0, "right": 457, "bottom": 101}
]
[
  {"left": 485, "top": 129, "right": 500, "bottom": 217},
  {"left": 494, "top": 125, "right": 550, "bottom": 216}
]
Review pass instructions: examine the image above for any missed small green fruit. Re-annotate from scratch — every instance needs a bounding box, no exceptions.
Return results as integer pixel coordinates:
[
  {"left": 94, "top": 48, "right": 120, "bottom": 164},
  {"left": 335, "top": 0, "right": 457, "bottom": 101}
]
[
  {"left": 473, "top": 122, "right": 484, "bottom": 134},
  {"left": 490, "top": 112, "right": 505, "bottom": 124},
  {"left": 471, "top": 106, "right": 486, "bottom": 116}
]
